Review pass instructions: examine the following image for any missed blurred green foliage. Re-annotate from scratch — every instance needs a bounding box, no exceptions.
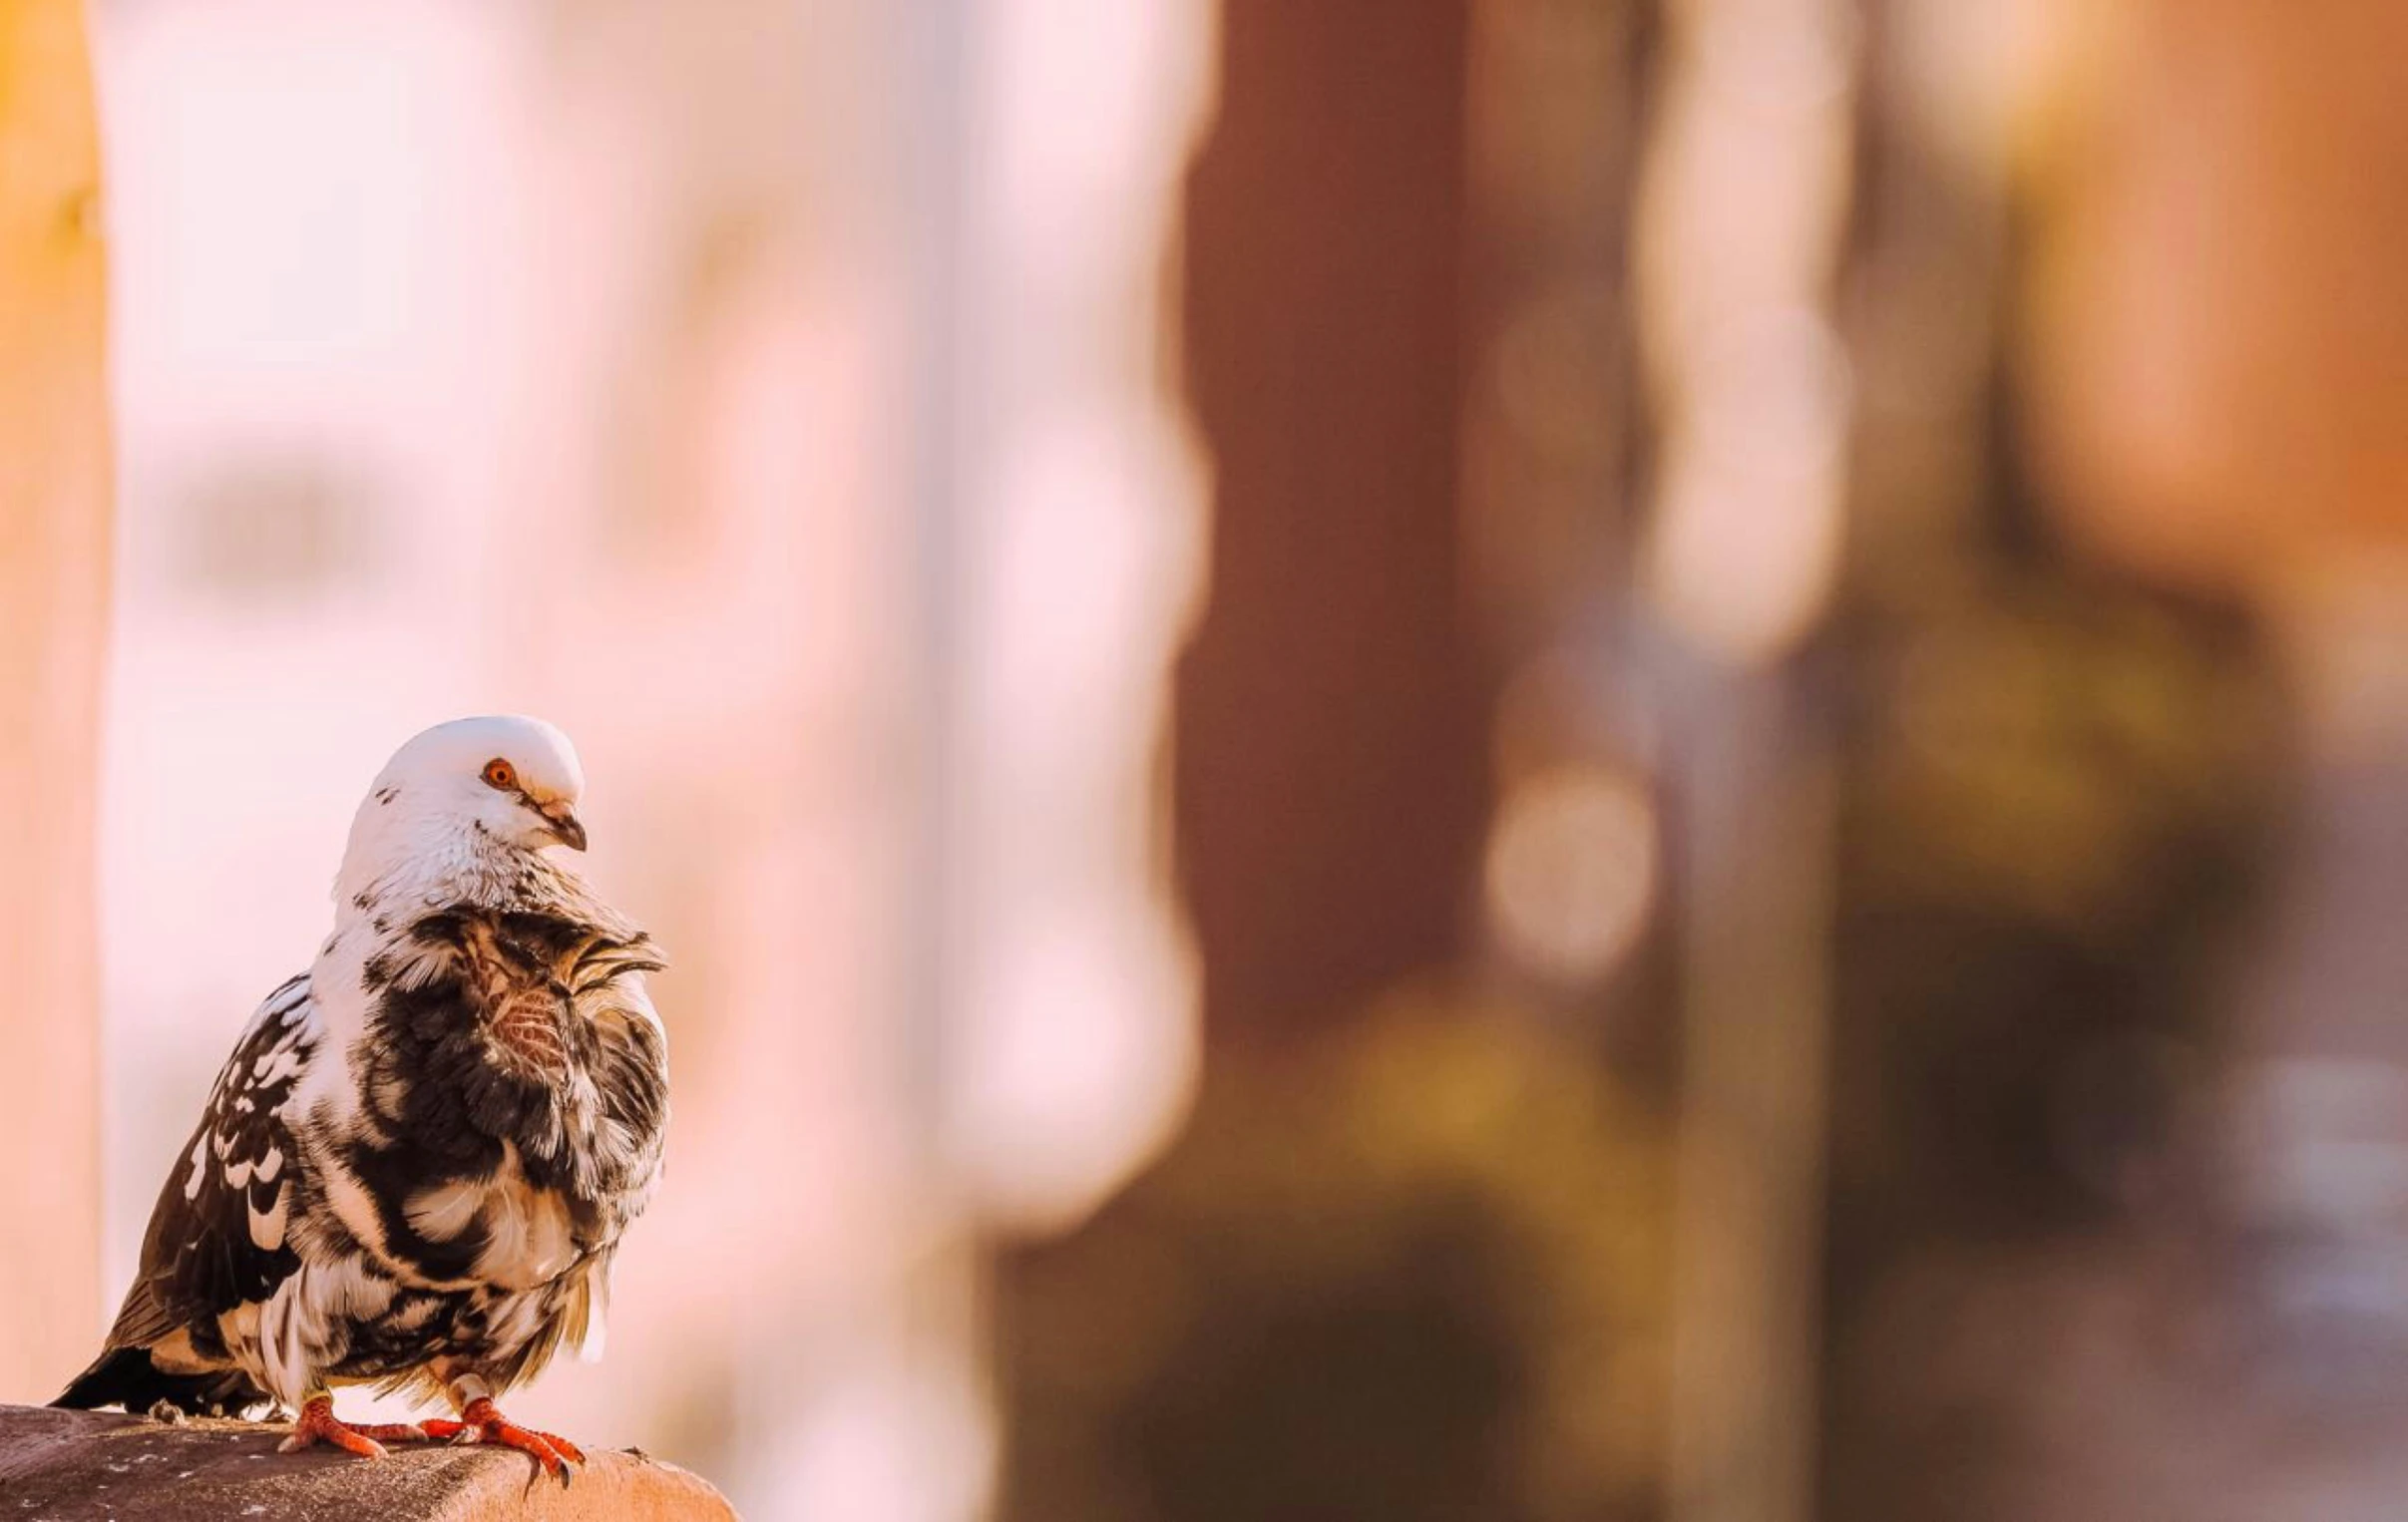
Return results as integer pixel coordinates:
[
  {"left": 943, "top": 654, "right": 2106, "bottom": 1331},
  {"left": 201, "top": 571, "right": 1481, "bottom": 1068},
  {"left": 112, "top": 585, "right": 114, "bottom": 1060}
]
[
  {"left": 1834, "top": 575, "right": 2277, "bottom": 1233},
  {"left": 1849, "top": 580, "right": 2274, "bottom": 950},
  {"left": 997, "top": 993, "right": 1670, "bottom": 1522},
  {"left": 1821, "top": 570, "right": 2281, "bottom": 1518}
]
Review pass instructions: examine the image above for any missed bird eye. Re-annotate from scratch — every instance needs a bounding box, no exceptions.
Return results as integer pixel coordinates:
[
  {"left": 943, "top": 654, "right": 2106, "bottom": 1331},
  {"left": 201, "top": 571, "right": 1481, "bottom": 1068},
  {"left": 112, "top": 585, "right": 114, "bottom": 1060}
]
[{"left": 482, "top": 759, "right": 518, "bottom": 791}]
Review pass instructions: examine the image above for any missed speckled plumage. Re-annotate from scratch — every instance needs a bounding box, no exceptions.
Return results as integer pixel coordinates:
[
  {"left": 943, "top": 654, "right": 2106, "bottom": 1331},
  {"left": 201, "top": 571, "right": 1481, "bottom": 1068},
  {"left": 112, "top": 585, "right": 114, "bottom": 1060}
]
[{"left": 57, "top": 717, "right": 667, "bottom": 1426}]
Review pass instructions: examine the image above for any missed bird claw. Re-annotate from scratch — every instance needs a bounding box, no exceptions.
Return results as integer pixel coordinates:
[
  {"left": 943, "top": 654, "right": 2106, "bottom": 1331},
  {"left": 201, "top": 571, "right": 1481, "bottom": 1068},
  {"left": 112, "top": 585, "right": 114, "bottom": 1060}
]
[
  {"left": 422, "top": 1399, "right": 584, "bottom": 1486},
  {"left": 279, "top": 1397, "right": 413, "bottom": 1460}
]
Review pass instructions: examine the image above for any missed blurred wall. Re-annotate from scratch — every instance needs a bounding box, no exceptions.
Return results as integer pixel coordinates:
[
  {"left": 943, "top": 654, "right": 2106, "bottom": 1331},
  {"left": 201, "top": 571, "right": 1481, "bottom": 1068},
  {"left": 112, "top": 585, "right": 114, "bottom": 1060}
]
[
  {"left": 0, "top": 0, "right": 110, "bottom": 1404},
  {"left": 2032, "top": 0, "right": 2408, "bottom": 608}
]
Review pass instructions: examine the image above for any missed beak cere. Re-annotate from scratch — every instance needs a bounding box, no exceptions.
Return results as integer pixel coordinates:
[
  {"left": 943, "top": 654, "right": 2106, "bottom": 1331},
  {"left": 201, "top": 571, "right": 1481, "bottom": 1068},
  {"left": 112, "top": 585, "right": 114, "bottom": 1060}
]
[{"left": 538, "top": 801, "right": 589, "bottom": 852}]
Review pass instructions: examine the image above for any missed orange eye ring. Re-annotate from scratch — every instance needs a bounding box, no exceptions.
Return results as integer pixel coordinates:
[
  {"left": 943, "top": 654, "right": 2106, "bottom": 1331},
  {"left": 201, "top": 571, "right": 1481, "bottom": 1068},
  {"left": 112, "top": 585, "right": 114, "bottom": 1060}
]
[{"left": 481, "top": 758, "right": 519, "bottom": 791}]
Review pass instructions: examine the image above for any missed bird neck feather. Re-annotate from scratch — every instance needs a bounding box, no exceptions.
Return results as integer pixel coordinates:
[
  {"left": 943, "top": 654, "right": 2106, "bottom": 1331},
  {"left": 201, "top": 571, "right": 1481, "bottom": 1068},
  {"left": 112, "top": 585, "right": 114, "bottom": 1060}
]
[{"left": 333, "top": 795, "right": 578, "bottom": 920}]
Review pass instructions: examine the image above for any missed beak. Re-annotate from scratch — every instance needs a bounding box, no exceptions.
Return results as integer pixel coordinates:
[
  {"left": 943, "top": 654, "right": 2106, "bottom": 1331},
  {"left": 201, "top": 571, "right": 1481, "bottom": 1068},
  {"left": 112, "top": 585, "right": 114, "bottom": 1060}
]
[{"left": 537, "top": 800, "right": 588, "bottom": 852}]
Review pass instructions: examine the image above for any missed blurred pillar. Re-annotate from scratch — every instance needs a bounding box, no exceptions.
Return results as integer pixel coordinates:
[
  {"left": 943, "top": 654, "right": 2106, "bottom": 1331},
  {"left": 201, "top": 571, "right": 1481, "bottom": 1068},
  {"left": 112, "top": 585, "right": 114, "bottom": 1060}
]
[
  {"left": 1178, "top": 0, "right": 1488, "bottom": 1043},
  {"left": 1634, "top": 2, "right": 1858, "bottom": 1520},
  {"left": 0, "top": 0, "right": 110, "bottom": 1401},
  {"left": 1656, "top": 677, "right": 1834, "bottom": 1522},
  {"left": 935, "top": 0, "right": 1213, "bottom": 1235}
]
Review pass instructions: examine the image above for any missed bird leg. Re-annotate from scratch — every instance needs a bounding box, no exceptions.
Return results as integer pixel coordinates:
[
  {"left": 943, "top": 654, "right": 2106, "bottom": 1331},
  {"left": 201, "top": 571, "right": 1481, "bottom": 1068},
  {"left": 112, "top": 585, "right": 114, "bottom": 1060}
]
[
  {"left": 277, "top": 1392, "right": 428, "bottom": 1459},
  {"left": 421, "top": 1395, "right": 586, "bottom": 1484}
]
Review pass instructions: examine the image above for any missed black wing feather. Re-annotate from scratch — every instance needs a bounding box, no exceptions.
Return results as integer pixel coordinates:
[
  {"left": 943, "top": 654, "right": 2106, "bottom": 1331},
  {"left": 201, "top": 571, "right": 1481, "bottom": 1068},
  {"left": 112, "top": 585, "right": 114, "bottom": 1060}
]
[{"left": 95, "top": 976, "right": 312, "bottom": 1360}]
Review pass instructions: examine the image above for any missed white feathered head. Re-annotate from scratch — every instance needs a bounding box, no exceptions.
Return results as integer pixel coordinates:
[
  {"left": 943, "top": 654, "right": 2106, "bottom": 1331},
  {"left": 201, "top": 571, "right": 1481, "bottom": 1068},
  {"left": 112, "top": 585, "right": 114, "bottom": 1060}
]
[{"left": 335, "top": 716, "right": 590, "bottom": 907}]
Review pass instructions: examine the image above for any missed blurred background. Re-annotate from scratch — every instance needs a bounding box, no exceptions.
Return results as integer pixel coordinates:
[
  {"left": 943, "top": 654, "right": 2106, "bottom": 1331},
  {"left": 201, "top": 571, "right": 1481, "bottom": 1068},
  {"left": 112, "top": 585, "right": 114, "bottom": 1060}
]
[{"left": 6, "top": 0, "right": 2408, "bottom": 1518}]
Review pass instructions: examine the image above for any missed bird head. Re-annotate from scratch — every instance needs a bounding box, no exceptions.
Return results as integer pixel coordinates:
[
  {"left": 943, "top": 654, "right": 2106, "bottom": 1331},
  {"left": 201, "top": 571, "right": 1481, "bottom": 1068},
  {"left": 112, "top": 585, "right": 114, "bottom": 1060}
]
[{"left": 337, "top": 716, "right": 593, "bottom": 907}]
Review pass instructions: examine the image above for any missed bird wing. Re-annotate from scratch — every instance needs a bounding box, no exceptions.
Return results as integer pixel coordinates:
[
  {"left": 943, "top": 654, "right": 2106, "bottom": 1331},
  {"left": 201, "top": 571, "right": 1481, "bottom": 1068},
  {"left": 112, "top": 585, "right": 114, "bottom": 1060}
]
[{"left": 107, "top": 974, "right": 318, "bottom": 1350}]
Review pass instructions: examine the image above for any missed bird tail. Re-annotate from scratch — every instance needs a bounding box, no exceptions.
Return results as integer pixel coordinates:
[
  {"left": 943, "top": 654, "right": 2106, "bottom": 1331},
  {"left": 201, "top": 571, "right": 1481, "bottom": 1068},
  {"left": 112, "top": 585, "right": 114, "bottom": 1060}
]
[{"left": 52, "top": 1345, "right": 268, "bottom": 1418}]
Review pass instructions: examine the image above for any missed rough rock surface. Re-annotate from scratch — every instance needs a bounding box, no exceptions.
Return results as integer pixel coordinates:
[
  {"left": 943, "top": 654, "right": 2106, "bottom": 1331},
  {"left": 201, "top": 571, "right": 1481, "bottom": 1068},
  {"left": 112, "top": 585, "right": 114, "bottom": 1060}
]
[{"left": 0, "top": 1403, "right": 737, "bottom": 1521}]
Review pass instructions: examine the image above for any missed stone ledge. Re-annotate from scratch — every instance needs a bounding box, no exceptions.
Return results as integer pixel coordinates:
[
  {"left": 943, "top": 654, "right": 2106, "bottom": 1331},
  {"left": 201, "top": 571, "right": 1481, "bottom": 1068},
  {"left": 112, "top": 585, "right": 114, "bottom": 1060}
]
[{"left": 0, "top": 1404, "right": 738, "bottom": 1521}]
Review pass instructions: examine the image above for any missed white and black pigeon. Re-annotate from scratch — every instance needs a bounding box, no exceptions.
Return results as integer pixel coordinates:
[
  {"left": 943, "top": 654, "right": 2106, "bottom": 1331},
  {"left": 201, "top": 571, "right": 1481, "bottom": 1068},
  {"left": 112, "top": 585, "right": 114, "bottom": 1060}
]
[{"left": 55, "top": 715, "right": 668, "bottom": 1482}]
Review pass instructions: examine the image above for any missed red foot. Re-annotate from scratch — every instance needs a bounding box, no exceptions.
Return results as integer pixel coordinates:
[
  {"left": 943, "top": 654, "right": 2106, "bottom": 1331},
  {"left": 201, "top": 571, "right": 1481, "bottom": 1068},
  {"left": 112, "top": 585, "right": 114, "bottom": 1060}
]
[
  {"left": 278, "top": 1396, "right": 428, "bottom": 1460},
  {"left": 421, "top": 1396, "right": 586, "bottom": 1484}
]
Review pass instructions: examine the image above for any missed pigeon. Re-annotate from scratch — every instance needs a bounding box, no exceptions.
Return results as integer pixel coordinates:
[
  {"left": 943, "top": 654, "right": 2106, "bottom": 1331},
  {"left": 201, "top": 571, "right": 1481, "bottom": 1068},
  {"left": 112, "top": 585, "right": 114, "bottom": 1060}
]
[{"left": 55, "top": 715, "right": 669, "bottom": 1482}]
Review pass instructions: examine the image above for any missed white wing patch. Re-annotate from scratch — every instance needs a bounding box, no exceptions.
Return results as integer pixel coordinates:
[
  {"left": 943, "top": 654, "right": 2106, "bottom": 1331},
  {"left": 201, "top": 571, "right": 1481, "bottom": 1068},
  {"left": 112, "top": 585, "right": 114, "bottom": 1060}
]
[
  {"left": 248, "top": 1186, "right": 290, "bottom": 1252},
  {"left": 251, "top": 1045, "right": 305, "bottom": 1087}
]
